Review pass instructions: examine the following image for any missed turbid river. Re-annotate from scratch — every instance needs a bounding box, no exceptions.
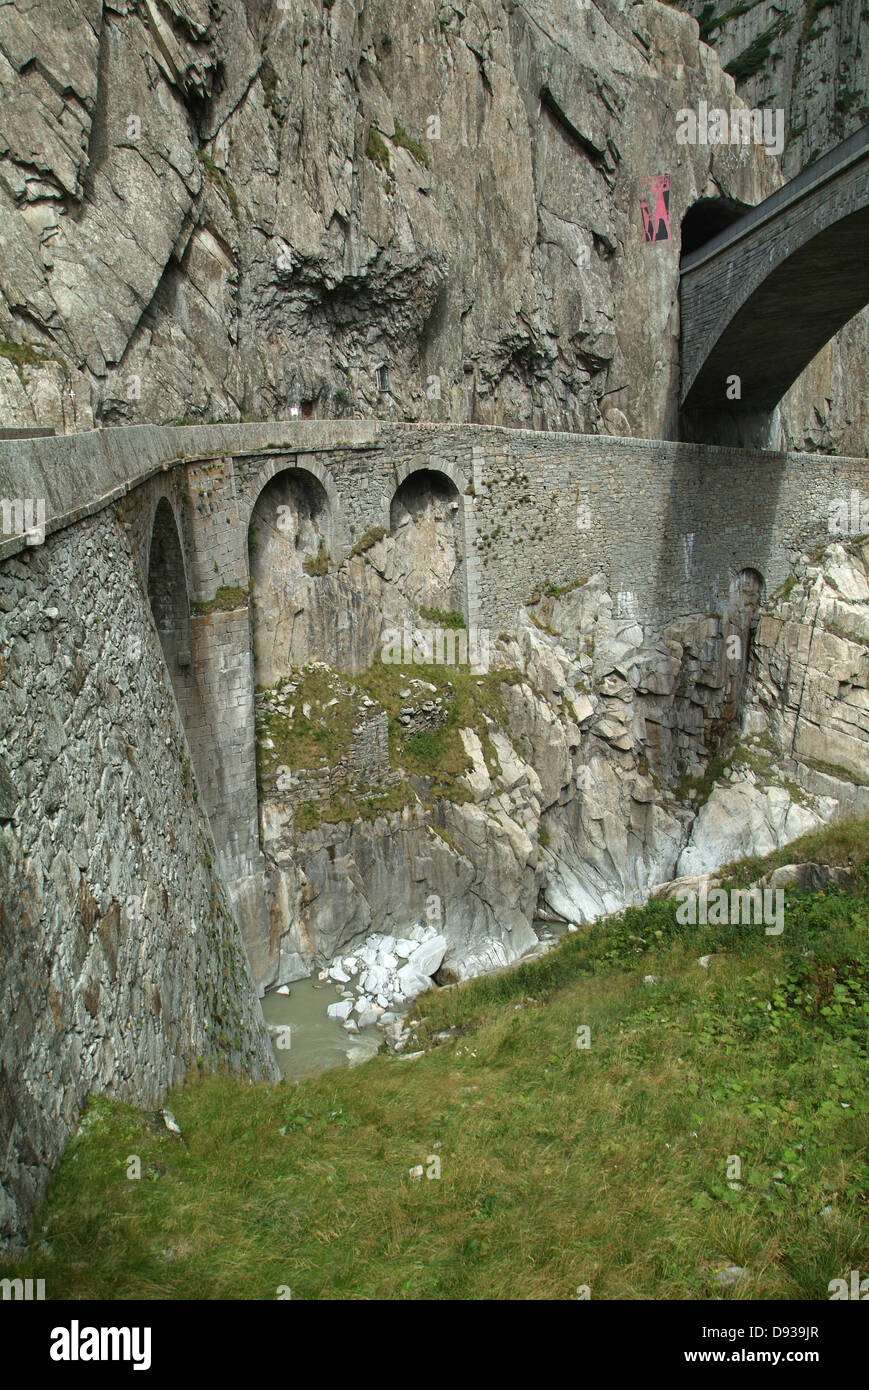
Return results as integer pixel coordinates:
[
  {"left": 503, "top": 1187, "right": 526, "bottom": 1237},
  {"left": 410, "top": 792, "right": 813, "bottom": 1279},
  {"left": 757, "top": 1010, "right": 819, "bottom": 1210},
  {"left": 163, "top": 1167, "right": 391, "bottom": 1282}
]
[
  {"left": 261, "top": 923, "right": 565, "bottom": 1081},
  {"left": 260, "top": 977, "right": 382, "bottom": 1081}
]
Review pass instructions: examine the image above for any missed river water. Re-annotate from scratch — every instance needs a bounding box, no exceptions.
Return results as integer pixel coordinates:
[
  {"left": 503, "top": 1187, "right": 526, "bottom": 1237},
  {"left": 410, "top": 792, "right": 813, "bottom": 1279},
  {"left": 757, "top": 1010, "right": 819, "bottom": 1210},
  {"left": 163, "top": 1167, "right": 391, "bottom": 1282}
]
[
  {"left": 261, "top": 922, "right": 567, "bottom": 1081},
  {"left": 260, "top": 977, "right": 382, "bottom": 1082}
]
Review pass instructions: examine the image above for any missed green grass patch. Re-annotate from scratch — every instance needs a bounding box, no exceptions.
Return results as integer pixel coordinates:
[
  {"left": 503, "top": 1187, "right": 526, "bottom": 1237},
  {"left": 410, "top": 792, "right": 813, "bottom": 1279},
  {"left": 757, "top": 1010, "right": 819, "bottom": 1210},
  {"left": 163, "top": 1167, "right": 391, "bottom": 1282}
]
[
  {"left": 359, "top": 658, "right": 521, "bottom": 797},
  {"left": 419, "top": 607, "right": 466, "bottom": 629},
  {"left": 350, "top": 526, "right": 387, "bottom": 556},
  {"left": 392, "top": 120, "right": 429, "bottom": 168},
  {"left": 365, "top": 126, "right": 391, "bottom": 175},
  {"left": 0, "top": 337, "right": 67, "bottom": 382},
  {"left": 0, "top": 339, "right": 53, "bottom": 373},
  {"left": 9, "top": 820, "right": 868, "bottom": 1299},
  {"left": 303, "top": 542, "right": 330, "bottom": 576},
  {"left": 294, "top": 781, "right": 417, "bottom": 832},
  {"left": 256, "top": 668, "right": 358, "bottom": 786},
  {"left": 725, "top": 12, "right": 793, "bottom": 81},
  {"left": 190, "top": 585, "right": 249, "bottom": 616},
  {"left": 256, "top": 658, "right": 523, "bottom": 813}
]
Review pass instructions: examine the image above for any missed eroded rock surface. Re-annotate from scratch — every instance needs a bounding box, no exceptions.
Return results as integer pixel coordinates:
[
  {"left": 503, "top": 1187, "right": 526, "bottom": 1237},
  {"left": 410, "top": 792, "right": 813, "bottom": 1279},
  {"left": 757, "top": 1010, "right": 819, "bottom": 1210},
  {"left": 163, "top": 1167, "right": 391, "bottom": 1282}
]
[
  {"left": 0, "top": 0, "right": 800, "bottom": 440},
  {"left": 254, "top": 533, "right": 868, "bottom": 991}
]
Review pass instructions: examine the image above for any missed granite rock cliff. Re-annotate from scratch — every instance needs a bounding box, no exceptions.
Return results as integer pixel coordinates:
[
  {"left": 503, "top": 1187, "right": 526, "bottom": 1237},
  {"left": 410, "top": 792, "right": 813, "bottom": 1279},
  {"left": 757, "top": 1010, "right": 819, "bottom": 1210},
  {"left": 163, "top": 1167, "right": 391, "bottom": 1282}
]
[{"left": 0, "top": 0, "right": 864, "bottom": 452}]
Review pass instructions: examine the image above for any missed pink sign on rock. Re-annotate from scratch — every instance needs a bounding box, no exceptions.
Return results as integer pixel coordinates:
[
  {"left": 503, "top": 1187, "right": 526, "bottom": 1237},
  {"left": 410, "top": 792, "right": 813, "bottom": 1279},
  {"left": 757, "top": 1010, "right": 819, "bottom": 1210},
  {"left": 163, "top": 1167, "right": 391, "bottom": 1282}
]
[{"left": 640, "top": 175, "right": 671, "bottom": 242}]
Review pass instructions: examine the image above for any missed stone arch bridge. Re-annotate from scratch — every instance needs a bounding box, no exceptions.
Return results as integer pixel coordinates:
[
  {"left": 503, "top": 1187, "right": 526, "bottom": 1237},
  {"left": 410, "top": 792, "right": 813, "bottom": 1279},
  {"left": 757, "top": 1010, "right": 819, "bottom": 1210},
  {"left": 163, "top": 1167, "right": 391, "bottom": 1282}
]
[
  {"left": 680, "top": 125, "right": 869, "bottom": 443},
  {"left": 2, "top": 420, "right": 867, "bottom": 984}
]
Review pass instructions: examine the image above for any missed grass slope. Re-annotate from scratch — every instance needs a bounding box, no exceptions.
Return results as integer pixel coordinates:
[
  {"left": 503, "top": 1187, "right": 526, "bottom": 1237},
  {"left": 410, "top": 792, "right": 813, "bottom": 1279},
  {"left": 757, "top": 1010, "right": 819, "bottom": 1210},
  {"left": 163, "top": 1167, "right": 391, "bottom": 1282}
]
[{"left": 7, "top": 822, "right": 868, "bottom": 1300}]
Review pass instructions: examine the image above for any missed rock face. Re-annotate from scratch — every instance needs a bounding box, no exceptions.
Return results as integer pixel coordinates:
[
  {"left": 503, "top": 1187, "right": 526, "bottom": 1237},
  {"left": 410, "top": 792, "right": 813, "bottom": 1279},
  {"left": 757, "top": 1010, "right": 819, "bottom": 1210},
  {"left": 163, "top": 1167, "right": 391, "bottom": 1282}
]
[
  {"left": 1, "top": 0, "right": 863, "bottom": 452},
  {"left": 256, "top": 528, "right": 868, "bottom": 988},
  {"left": 0, "top": 508, "right": 277, "bottom": 1254},
  {"left": 675, "top": 0, "right": 869, "bottom": 177},
  {"left": 676, "top": 538, "right": 869, "bottom": 872},
  {"left": 745, "top": 539, "right": 869, "bottom": 806},
  {"left": 248, "top": 471, "right": 463, "bottom": 682},
  {"left": 0, "top": 0, "right": 798, "bottom": 443}
]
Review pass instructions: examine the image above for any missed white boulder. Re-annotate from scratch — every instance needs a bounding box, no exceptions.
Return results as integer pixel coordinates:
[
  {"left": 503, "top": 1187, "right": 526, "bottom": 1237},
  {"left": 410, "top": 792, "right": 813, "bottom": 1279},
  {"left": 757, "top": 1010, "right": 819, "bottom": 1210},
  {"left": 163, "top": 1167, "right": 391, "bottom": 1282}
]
[
  {"left": 327, "top": 999, "right": 354, "bottom": 1020},
  {"left": 408, "top": 934, "right": 447, "bottom": 977},
  {"left": 396, "top": 963, "right": 433, "bottom": 998}
]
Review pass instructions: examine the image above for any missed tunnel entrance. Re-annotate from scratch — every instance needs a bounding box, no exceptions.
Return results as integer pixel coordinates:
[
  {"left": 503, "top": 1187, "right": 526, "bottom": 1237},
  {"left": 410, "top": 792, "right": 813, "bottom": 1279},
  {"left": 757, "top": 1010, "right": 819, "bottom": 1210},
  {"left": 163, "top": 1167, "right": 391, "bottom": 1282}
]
[{"left": 679, "top": 196, "right": 748, "bottom": 259}]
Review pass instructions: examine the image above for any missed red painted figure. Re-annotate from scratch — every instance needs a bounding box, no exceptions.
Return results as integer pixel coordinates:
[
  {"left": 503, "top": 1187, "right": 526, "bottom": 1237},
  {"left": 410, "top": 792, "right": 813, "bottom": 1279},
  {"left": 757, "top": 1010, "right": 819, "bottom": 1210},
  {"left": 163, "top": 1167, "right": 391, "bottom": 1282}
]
[{"left": 640, "top": 175, "right": 671, "bottom": 242}]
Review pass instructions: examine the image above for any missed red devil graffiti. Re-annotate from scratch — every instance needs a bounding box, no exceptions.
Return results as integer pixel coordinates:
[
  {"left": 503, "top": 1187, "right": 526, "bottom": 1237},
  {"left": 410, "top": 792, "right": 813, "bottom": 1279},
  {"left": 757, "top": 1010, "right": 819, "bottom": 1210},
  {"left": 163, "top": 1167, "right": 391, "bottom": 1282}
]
[{"left": 640, "top": 175, "right": 671, "bottom": 242}]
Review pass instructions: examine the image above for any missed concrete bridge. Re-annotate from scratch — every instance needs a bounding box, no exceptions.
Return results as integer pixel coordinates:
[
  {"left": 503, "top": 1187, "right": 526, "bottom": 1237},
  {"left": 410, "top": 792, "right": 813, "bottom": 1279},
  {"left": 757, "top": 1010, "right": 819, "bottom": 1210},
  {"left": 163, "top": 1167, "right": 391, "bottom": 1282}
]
[
  {"left": 2, "top": 420, "right": 868, "bottom": 985},
  {"left": 680, "top": 125, "right": 869, "bottom": 442}
]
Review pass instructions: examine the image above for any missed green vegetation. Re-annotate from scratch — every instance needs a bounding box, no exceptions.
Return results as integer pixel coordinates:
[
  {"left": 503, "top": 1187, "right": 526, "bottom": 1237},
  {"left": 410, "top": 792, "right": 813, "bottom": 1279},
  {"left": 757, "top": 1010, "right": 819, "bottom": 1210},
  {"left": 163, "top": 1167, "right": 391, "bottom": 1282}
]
[
  {"left": 392, "top": 120, "right": 429, "bottom": 168},
  {"left": 529, "top": 611, "right": 560, "bottom": 637},
  {"left": 419, "top": 607, "right": 465, "bottom": 629},
  {"left": 716, "top": 0, "right": 763, "bottom": 25},
  {"left": 0, "top": 338, "right": 65, "bottom": 380},
  {"left": 256, "top": 668, "right": 358, "bottom": 783},
  {"left": 350, "top": 526, "right": 387, "bottom": 556},
  {"left": 179, "top": 756, "right": 197, "bottom": 803},
  {"left": 196, "top": 149, "right": 240, "bottom": 219},
  {"left": 360, "top": 659, "right": 520, "bottom": 797},
  {"left": 365, "top": 126, "right": 392, "bottom": 175},
  {"left": 9, "top": 820, "right": 867, "bottom": 1299},
  {"left": 259, "top": 61, "right": 278, "bottom": 113},
  {"left": 255, "top": 658, "right": 522, "bottom": 818},
  {"left": 803, "top": 0, "right": 839, "bottom": 43},
  {"left": 696, "top": 3, "right": 720, "bottom": 42},
  {"left": 295, "top": 780, "right": 416, "bottom": 832},
  {"left": 542, "top": 579, "right": 586, "bottom": 600},
  {"left": 676, "top": 733, "right": 805, "bottom": 810},
  {"left": 725, "top": 13, "right": 793, "bottom": 81},
  {"left": 303, "top": 541, "right": 330, "bottom": 576},
  {"left": 799, "top": 755, "right": 862, "bottom": 787},
  {"left": 190, "top": 585, "right": 249, "bottom": 616}
]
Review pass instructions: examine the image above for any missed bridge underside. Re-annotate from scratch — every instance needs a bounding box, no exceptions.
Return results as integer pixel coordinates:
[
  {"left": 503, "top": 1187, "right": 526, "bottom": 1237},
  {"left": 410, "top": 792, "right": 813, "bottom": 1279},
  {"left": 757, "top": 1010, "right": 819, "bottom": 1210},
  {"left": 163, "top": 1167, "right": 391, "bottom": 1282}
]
[{"left": 680, "top": 206, "right": 869, "bottom": 445}]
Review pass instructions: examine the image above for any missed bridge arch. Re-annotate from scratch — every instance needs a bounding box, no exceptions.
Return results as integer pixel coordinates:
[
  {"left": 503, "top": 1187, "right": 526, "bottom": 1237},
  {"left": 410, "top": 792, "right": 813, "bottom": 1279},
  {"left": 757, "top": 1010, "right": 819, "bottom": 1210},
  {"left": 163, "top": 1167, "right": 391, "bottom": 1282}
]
[
  {"left": 680, "top": 126, "right": 869, "bottom": 440},
  {"left": 145, "top": 496, "right": 212, "bottom": 811},
  {"left": 241, "top": 455, "right": 342, "bottom": 548},
  {"left": 392, "top": 455, "right": 467, "bottom": 497},
  {"left": 388, "top": 464, "right": 466, "bottom": 619},
  {"left": 146, "top": 497, "right": 191, "bottom": 672},
  {"left": 247, "top": 465, "right": 335, "bottom": 688}
]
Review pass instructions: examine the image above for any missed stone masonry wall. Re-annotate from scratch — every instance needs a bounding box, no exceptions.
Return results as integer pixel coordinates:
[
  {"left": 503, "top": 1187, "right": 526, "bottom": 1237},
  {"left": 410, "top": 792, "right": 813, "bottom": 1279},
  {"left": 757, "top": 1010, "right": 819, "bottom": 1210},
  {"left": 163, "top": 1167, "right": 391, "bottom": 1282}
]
[
  {"left": 2, "top": 421, "right": 868, "bottom": 995},
  {"left": 0, "top": 507, "right": 277, "bottom": 1255}
]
